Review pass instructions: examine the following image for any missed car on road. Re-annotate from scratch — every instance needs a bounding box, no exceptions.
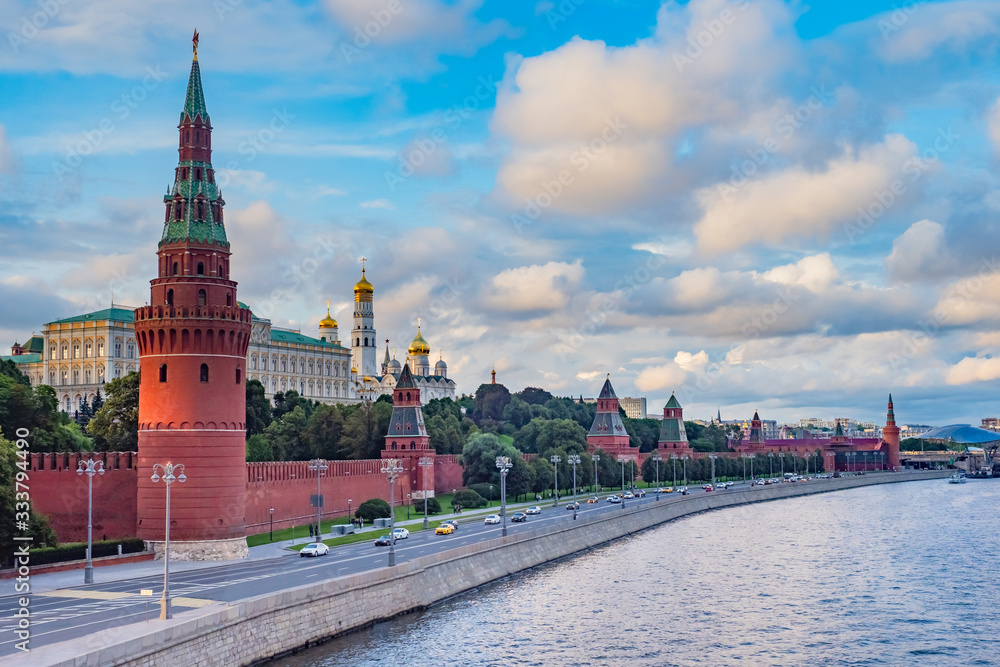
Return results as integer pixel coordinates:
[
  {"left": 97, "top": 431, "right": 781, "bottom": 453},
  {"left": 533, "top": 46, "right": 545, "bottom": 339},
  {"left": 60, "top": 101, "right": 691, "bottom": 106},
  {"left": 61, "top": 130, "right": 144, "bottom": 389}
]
[
  {"left": 439, "top": 520, "right": 458, "bottom": 532},
  {"left": 374, "top": 535, "right": 392, "bottom": 547},
  {"left": 622, "top": 491, "right": 634, "bottom": 499},
  {"left": 300, "top": 542, "right": 329, "bottom": 557},
  {"left": 511, "top": 512, "right": 528, "bottom": 522},
  {"left": 703, "top": 484, "right": 714, "bottom": 492},
  {"left": 484, "top": 514, "right": 501, "bottom": 525},
  {"left": 526, "top": 506, "right": 542, "bottom": 515},
  {"left": 392, "top": 528, "right": 409, "bottom": 540},
  {"left": 587, "top": 496, "right": 599, "bottom": 503},
  {"left": 435, "top": 524, "right": 454, "bottom": 535},
  {"left": 633, "top": 489, "right": 646, "bottom": 498},
  {"left": 657, "top": 487, "right": 673, "bottom": 494},
  {"left": 606, "top": 495, "right": 621, "bottom": 503},
  {"left": 566, "top": 501, "right": 580, "bottom": 510},
  {"left": 677, "top": 487, "right": 688, "bottom": 495}
]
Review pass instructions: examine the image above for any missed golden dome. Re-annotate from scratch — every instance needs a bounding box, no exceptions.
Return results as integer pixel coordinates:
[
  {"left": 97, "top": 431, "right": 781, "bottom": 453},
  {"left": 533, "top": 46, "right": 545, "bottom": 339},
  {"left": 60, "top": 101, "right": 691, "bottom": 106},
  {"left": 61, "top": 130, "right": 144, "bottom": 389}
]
[
  {"left": 351, "top": 364, "right": 358, "bottom": 374},
  {"left": 354, "top": 268, "right": 374, "bottom": 296},
  {"left": 408, "top": 324, "right": 430, "bottom": 356},
  {"left": 319, "top": 302, "right": 338, "bottom": 328}
]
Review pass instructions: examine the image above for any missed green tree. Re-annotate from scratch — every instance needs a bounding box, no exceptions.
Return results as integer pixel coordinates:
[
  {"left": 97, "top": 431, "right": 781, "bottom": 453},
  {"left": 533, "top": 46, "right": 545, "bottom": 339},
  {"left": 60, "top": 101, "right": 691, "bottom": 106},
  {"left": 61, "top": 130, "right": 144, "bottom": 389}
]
[
  {"left": 517, "top": 387, "right": 553, "bottom": 405},
  {"left": 453, "top": 489, "right": 487, "bottom": 509},
  {"left": 272, "top": 390, "right": 316, "bottom": 421},
  {"left": 264, "top": 406, "right": 310, "bottom": 461},
  {"left": 527, "top": 457, "right": 554, "bottom": 495},
  {"left": 501, "top": 395, "right": 532, "bottom": 429},
  {"left": 461, "top": 432, "right": 520, "bottom": 486},
  {"left": 472, "top": 382, "right": 511, "bottom": 422},
  {"left": 535, "top": 419, "right": 588, "bottom": 457},
  {"left": 341, "top": 400, "right": 392, "bottom": 460},
  {"left": 245, "top": 379, "right": 272, "bottom": 437},
  {"left": 305, "top": 404, "right": 347, "bottom": 459},
  {"left": 0, "top": 438, "right": 59, "bottom": 560},
  {"left": 87, "top": 372, "right": 140, "bottom": 451},
  {"left": 623, "top": 418, "right": 660, "bottom": 452},
  {"left": 246, "top": 433, "right": 273, "bottom": 462},
  {"left": 355, "top": 498, "right": 391, "bottom": 521}
]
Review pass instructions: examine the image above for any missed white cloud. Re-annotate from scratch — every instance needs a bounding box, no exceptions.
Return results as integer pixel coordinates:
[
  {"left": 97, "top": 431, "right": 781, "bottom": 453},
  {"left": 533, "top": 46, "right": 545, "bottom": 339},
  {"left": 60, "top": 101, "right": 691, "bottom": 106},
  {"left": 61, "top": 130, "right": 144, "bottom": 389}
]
[
  {"left": 761, "top": 254, "right": 839, "bottom": 293},
  {"left": 635, "top": 361, "right": 688, "bottom": 392},
  {"left": 694, "top": 135, "right": 917, "bottom": 252},
  {"left": 0, "top": 125, "right": 13, "bottom": 174},
  {"left": 360, "top": 198, "right": 394, "bottom": 209},
  {"left": 946, "top": 356, "right": 1000, "bottom": 385},
  {"left": 932, "top": 269, "right": 1000, "bottom": 325},
  {"left": 874, "top": 2, "right": 1000, "bottom": 63},
  {"left": 885, "top": 219, "right": 960, "bottom": 284},
  {"left": 673, "top": 350, "right": 710, "bottom": 373},
  {"left": 482, "top": 259, "right": 585, "bottom": 312}
]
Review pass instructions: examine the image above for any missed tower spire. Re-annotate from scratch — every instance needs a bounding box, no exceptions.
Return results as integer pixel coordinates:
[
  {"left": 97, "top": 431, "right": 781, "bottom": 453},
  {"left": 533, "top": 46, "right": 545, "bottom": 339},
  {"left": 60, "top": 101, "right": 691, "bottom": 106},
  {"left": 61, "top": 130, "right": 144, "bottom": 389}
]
[{"left": 192, "top": 28, "right": 199, "bottom": 61}]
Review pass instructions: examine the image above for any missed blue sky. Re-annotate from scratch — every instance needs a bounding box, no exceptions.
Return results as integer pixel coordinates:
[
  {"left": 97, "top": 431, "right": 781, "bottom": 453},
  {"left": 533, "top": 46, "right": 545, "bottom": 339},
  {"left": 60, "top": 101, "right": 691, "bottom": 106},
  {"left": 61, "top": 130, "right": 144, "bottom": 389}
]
[{"left": 2, "top": 0, "right": 1000, "bottom": 426}]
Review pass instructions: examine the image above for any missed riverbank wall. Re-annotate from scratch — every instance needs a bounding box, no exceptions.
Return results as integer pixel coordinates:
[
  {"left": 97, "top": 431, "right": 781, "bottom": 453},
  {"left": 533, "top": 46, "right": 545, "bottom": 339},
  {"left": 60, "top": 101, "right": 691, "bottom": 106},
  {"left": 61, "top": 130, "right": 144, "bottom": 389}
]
[{"left": 17, "top": 470, "right": 949, "bottom": 667}]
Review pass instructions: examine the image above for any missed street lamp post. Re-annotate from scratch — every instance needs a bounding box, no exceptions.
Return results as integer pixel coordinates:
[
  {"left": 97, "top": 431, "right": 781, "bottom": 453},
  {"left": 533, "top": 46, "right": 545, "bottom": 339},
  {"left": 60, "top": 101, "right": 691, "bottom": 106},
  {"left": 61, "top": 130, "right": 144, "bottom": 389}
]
[
  {"left": 617, "top": 455, "right": 628, "bottom": 508},
  {"left": 681, "top": 455, "right": 689, "bottom": 488},
  {"left": 592, "top": 453, "right": 600, "bottom": 494},
  {"left": 671, "top": 454, "right": 678, "bottom": 488},
  {"left": 308, "top": 459, "right": 328, "bottom": 539},
  {"left": 348, "top": 498, "right": 352, "bottom": 525},
  {"left": 150, "top": 462, "right": 186, "bottom": 620},
  {"left": 741, "top": 454, "right": 747, "bottom": 482},
  {"left": 768, "top": 452, "right": 774, "bottom": 477},
  {"left": 652, "top": 451, "right": 662, "bottom": 492},
  {"left": 380, "top": 459, "right": 404, "bottom": 567},
  {"left": 418, "top": 456, "right": 433, "bottom": 530},
  {"left": 550, "top": 455, "right": 561, "bottom": 507},
  {"left": 269, "top": 507, "right": 274, "bottom": 542},
  {"left": 496, "top": 456, "right": 512, "bottom": 536},
  {"left": 779, "top": 453, "right": 785, "bottom": 476},
  {"left": 76, "top": 459, "right": 105, "bottom": 584},
  {"left": 709, "top": 454, "right": 718, "bottom": 487},
  {"left": 568, "top": 454, "right": 580, "bottom": 501}
]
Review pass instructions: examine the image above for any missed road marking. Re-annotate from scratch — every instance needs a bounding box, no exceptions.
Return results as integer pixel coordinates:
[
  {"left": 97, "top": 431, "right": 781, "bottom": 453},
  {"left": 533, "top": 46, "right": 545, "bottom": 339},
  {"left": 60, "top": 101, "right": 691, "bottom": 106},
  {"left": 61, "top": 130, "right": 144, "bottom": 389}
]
[
  {"left": 37, "top": 590, "right": 134, "bottom": 601},
  {"left": 172, "top": 597, "right": 214, "bottom": 608}
]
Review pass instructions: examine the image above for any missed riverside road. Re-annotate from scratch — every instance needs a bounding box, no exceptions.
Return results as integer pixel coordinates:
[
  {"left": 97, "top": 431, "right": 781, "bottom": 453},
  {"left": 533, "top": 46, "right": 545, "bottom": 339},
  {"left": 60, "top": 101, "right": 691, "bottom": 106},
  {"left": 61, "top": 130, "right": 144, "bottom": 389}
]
[{"left": 0, "top": 480, "right": 809, "bottom": 656}]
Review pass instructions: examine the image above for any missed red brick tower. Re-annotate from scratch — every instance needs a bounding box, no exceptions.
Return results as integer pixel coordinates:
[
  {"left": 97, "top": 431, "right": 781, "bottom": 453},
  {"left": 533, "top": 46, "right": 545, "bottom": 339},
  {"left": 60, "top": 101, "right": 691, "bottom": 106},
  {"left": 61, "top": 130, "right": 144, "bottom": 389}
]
[
  {"left": 883, "top": 393, "right": 900, "bottom": 470},
  {"left": 746, "top": 410, "right": 766, "bottom": 451},
  {"left": 586, "top": 375, "right": 631, "bottom": 457},
  {"left": 134, "top": 35, "right": 252, "bottom": 559},
  {"left": 384, "top": 364, "right": 434, "bottom": 498},
  {"left": 657, "top": 393, "right": 693, "bottom": 456}
]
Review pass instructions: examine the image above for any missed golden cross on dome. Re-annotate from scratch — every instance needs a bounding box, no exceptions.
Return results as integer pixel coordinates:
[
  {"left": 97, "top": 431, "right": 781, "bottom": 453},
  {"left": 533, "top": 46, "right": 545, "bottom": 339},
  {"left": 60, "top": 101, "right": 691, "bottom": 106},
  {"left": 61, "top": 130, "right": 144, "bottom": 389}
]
[
  {"left": 361, "top": 257, "right": 366, "bottom": 273},
  {"left": 192, "top": 29, "right": 199, "bottom": 61}
]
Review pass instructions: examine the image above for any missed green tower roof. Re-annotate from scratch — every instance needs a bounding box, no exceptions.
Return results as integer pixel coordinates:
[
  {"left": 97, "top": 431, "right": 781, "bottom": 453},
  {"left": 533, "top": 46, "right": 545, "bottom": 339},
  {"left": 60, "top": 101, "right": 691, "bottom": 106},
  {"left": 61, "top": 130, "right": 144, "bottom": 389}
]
[
  {"left": 181, "top": 58, "right": 210, "bottom": 125},
  {"left": 665, "top": 393, "right": 681, "bottom": 409}
]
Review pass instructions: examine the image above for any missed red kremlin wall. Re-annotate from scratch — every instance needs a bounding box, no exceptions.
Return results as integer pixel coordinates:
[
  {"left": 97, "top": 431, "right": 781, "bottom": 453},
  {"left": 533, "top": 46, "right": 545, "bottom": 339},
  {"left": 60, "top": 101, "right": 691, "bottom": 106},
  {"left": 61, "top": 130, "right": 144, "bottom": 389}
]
[{"left": 29, "top": 453, "right": 466, "bottom": 543}]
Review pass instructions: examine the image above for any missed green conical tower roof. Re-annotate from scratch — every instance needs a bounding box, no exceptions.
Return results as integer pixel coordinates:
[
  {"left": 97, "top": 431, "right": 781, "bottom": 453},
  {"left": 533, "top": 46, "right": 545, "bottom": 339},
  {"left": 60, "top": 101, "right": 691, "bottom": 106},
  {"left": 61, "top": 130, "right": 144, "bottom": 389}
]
[
  {"left": 665, "top": 393, "right": 681, "bottom": 409},
  {"left": 181, "top": 58, "right": 210, "bottom": 125}
]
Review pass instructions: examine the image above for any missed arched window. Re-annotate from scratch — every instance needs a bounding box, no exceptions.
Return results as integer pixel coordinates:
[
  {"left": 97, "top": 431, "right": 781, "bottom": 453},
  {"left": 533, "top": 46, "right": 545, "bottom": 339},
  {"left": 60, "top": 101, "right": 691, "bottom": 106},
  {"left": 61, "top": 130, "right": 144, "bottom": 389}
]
[
  {"left": 236, "top": 368, "right": 241, "bottom": 384},
  {"left": 159, "top": 364, "right": 167, "bottom": 382},
  {"left": 197, "top": 289, "right": 206, "bottom": 306},
  {"left": 410, "top": 442, "right": 416, "bottom": 450},
  {"left": 406, "top": 392, "right": 411, "bottom": 402},
  {"left": 200, "top": 364, "right": 209, "bottom": 382},
  {"left": 364, "top": 337, "right": 368, "bottom": 346},
  {"left": 197, "top": 262, "right": 204, "bottom": 276},
  {"left": 172, "top": 262, "right": 179, "bottom": 276},
  {"left": 174, "top": 202, "right": 182, "bottom": 220},
  {"left": 197, "top": 201, "right": 205, "bottom": 219},
  {"left": 391, "top": 442, "right": 397, "bottom": 450},
  {"left": 356, "top": 338, "right": 360, "bottom": 346},
  {"left": 167, "top": 289, "right": 174, "bottom": 306}
]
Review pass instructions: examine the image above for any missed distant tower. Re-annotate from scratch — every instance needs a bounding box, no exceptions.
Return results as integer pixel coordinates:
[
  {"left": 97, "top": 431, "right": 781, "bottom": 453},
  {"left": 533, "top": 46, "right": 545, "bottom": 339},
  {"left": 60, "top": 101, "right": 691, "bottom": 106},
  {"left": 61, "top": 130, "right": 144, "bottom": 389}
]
[
  {"left": 491, "top": 367, "right": 496, "bottom": 384},
  {"left": 318, "top": 301, "right": 339, "bottom": 344},
  {"left": 383, "top": 365, "right": 435, "bottom": 496},
  {"left": 381, "top": 339, "right": 391, "bottom": 376},
  {"left": 883, "top": 394, "right": 900, "bottom": 470},
  {"left": 586, "top": 375, "right": 631, "bottom": 456},
  {"left": 657, "top": 393, "right": 692, "bottom": 456},
  {"left": 406, "top": 320, "right": 431, "bottom": 377},
  {"left": 134, "top": 34, "right": 251, "bottom": 560},
  {"left": 351, "top": 259, "right": 376, "bottom": 377},
  {"left": 747, "top": 410, "right": 766, "bottom": 450}
]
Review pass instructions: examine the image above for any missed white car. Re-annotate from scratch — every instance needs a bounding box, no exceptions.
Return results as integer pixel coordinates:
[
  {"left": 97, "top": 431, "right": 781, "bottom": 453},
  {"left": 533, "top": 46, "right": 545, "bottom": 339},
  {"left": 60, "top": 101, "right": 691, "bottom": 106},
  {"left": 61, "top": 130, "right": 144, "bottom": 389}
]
[
  {"left": 526, "top": 506, "right": 542, "bottom": 515},
  {"left": 484, "top": 514, "right": 501, "bottom": 525},
  {"left": 391, "top": 527, "right": 409, "bottom": 540},
  {"left": 606, "top": 495, "right": 621, "bottom": 504},
  {"left": 300, "top": 542, "right": 329, "bottom": 557}
]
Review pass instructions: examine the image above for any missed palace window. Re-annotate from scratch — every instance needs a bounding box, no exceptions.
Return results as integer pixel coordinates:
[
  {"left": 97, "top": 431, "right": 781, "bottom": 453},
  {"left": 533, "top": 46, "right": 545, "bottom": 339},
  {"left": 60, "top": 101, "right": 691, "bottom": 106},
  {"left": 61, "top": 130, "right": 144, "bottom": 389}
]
[
  {"left": 198, "top": 289, "right": 206, "bottom": 307},
  {"left": 61, "top": 345, "right": 68, "bottom": 360},
  {"left": 281, "top": 360, "right": 286, "bottom": 372},
  {"left": 159, "top": 364, "right": 167, "bottom": 382},
  {"left": 50, "top": 347, "right": 56, "bottom": 360},
  {"left": 114, "top": 342, "right": 121, "bottom": 357},
  {"left": 61, "top": 370, "right": 67, "bottom": 385},
  {"left": 126, "top": 343, "right": 134, "bottom": 359},
  {"left": 84, "top": 369, "right": 91, "bottom": 383},
  {"left": 73, "top": 370, "right": 79, "bottom": 384},
  {"left": 49, "top": 371, "right": 55, "bottom": 385},
  {"left": 73, "top": 344, "right": 80, "bottom": 359},
  {"left": 167, "top": 289, "right": 174, "bottom": 306},
  {"left": 271, "top": 357, "right": 277, "bottom": 371},
  {"left": 97, "top": 342, "right": 104, "bottom": 357},
  {"left": 251, "top": 355, "right": 257, "bottom": 370},
  {"left": 85, "top": 342, "right": 92, "bottom": 358},
  {"left": 200, "top": 364, "right": 209, "bottom": 382}
]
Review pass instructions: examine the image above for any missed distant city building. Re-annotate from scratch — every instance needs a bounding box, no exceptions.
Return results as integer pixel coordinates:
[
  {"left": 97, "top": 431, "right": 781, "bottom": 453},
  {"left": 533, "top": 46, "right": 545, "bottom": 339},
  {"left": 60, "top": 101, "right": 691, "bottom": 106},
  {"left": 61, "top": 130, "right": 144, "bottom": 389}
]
[
  {"left": 901, "top": 424, "right": 933, "bottom": 437},
  {"left": 982, "top": 418, "right": 999, "bottom": 432},
  {"left": 619, "top": 396, "right": 647, "bottom": 420}
]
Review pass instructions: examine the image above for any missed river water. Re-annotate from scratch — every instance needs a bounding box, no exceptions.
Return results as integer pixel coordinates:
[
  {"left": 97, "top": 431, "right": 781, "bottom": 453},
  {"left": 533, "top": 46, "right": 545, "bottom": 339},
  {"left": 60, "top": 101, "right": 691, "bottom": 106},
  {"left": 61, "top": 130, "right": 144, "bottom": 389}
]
[{"left": 275, "top": 479, "right": 1000, "bottom": 666}]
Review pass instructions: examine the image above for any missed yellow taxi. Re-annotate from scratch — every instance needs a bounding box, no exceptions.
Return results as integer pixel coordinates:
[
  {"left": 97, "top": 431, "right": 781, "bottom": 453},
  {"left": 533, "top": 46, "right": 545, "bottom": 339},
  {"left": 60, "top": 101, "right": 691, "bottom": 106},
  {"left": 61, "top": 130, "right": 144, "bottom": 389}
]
[
  {"left": 658, "top": 487, "right": 674, "bottom": 494},
  {"left": 434, "top": 524, "right": 454, "bottom": 535}
]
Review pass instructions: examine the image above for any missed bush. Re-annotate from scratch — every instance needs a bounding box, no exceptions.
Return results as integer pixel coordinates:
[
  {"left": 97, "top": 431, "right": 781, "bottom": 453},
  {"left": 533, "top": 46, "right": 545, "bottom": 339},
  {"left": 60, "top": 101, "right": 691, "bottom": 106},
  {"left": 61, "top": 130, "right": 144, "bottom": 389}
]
[
  {"left": 423, "top": 496, "right": 442, "bottom": 514},
  {"left": 29, "top": 538, "right": 146, "bottom": 566},
  {"left": 355, "top": 498, "right": 391, "bottom": 521},
  {"left": 453, "top": 489, "right": 487, "bottom": 509},
  {"left": 468, "top": 483, "right": 499, "bottom": 502}
]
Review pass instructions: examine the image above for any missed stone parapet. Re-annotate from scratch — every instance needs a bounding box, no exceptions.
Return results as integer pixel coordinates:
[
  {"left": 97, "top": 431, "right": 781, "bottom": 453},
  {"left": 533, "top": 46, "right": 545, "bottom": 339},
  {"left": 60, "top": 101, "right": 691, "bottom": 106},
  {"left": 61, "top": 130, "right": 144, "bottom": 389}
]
[{"left": 144, "top": 537, "right": 248, "bottom": 561}]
